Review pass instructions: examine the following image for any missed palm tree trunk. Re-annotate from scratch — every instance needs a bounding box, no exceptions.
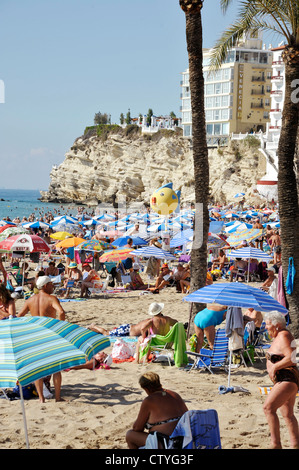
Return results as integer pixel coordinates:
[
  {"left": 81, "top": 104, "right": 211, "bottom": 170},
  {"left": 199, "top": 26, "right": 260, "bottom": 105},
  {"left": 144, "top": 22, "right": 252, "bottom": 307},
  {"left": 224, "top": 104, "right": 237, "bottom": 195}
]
[
  {"left": 181, "top": 3, "right": 209, "bottom": 335},
  {"left": 277, "top": 58, "right": 299, "bottom": 337}
]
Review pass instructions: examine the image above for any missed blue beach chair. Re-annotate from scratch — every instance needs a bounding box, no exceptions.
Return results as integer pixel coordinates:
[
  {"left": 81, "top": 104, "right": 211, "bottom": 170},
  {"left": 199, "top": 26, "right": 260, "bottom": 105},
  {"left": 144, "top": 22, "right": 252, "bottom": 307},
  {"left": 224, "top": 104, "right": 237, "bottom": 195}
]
[{"left": 187, "top": 328, "right": 229, "bottom": 373}]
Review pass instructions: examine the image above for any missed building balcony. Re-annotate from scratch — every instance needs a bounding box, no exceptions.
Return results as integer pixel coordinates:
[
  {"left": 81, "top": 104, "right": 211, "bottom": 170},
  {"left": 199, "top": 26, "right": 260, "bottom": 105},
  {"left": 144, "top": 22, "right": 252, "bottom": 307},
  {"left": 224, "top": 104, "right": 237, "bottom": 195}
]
[
  {"left": 252, "top": 76, "right": 265, "bottom": 82},
  {"left": 270, "top": 90, "right": 283, "bottom": 95},
  {"left": 272, "top": 60, "right": 284, "bottom": 66},
  {"left": 269, "top": 125, "right": 281, "bottom": 130},
  {"left": 251, "top": 103, "right": 264, "bottom": 109},
  {"left": 251, "top": 89, "right": 265, "bottom": 95},
  {"left": 271, "top": 75, "right": 283, "bottom": 80}
]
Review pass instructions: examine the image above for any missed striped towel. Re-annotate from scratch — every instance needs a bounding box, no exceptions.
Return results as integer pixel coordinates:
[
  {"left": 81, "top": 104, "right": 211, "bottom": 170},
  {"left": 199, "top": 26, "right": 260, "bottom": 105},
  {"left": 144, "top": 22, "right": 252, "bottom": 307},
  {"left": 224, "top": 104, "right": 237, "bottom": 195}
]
[{"left": 259, "top": 386, "right": 299, "bottom": 396}]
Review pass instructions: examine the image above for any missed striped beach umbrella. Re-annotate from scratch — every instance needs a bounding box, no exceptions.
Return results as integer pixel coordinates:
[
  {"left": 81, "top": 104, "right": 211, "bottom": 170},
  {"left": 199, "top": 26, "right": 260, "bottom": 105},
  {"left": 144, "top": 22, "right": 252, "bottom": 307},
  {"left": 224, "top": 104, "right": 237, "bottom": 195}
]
[
  {"left": 75, "top": 239, "right": 116, "bottom": 251},
  {"left": 228, "top": 247, "right": 273, "bottom": 261},
  {"left": 226, "top": 228, "right": 264, "bottom": 247},
  {"left": 183, "top": 282, "right": 288, "bottom": 315},
  {"left": 0, "top": 316, "right": 110, "bottom": 448},
  {"left": 0, "top": 234, "right": 50, "bottom": 253},
  {"left": 131, "top": 246, "right": 176, "bottom": 260},
  {"left": 99, "top": 248, "right": 135, "bottom": 263}
]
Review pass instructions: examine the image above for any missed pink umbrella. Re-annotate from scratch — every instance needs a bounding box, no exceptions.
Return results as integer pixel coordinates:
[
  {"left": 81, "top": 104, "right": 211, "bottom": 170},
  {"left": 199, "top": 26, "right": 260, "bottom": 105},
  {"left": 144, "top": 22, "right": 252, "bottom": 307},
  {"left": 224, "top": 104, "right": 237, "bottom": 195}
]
[
  {"left": 98, "top": 230, "right": 124, "bottom": 238},
  {"left": 0, "top": 234, "right": 50, "bottom": 253}
]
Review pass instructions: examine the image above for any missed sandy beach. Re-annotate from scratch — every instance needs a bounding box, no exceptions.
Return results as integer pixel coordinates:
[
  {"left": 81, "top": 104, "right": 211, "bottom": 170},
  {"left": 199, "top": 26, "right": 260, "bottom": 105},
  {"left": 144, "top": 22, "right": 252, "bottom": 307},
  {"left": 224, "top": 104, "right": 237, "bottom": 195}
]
[{"left": 1, "top": 275, "right": 298, "bottom": 451}]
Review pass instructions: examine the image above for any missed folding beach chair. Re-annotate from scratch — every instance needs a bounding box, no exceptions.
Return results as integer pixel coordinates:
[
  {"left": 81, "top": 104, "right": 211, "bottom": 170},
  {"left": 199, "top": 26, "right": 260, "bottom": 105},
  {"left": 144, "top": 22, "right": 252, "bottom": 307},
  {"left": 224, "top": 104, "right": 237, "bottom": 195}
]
[
  {"left": 142, "top": 409, "right": 221, "bottom": 449},
  {"left": 187, "top": 328, "right": 229, "bottom": 373}
]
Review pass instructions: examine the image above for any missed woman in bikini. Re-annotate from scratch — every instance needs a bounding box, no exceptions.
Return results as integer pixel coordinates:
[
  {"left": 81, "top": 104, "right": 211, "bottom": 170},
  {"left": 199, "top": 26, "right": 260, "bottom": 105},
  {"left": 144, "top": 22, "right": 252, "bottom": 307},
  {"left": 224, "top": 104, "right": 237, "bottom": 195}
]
[
  {"left": 0, "top": 284, "right": 16, "bottom": 320},
  {"left": 126, "top": 372, "right": 188, "bottom": 449},
  {"left": 263, "top": 311, "right": 299, "bottom": 449}
]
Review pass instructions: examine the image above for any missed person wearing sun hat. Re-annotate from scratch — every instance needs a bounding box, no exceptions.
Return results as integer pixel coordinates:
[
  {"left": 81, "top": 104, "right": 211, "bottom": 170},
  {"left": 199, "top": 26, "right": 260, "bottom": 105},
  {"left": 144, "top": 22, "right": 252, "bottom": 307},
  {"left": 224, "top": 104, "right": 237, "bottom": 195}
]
[
  {"left": 61, "top": 262, "right": 82, "bottom": 298},
  {"left": 260, "top": 266, "right": 277, "bottom": 293}
]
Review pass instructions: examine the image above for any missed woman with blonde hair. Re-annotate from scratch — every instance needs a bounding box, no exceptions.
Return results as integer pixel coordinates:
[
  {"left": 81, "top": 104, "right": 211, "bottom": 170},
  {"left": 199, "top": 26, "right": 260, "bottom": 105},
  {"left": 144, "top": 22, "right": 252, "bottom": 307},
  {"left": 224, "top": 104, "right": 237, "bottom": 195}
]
[
  {"left": 263, "top": 311, "right": 299, "bottom": 449},
  {"left": 126, "top": 372, "right": 188, "bottom": 449}
]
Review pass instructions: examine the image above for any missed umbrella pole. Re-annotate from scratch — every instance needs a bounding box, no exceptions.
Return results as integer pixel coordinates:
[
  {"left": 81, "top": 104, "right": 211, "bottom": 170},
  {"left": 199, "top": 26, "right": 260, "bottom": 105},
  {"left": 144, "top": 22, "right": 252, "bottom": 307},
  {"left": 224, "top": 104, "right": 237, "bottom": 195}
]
[
  {"left": 18, "top": 384, "right": 30, "bottom": 449},
  {"left": 227, "top": 350, "right": 232, "bottom": 388},
  {"left": 247, "top": 258, "right": 250, "bottom": 283}
]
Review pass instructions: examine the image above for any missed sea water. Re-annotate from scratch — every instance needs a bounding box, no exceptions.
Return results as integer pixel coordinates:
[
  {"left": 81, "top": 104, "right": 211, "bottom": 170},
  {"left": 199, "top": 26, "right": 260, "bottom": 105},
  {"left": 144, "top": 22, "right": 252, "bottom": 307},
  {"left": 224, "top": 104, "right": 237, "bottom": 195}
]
[{"left": 0, "top": 188, "right": 77, "bottom": 221}]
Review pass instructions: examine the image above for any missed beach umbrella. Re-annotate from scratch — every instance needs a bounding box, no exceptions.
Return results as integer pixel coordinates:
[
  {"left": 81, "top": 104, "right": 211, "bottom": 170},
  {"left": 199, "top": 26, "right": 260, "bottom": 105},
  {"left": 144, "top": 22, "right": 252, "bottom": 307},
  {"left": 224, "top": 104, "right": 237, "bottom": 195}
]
[
  {"left": 55, "top": 237, "right": 86, "bottom": 249},
  {"left": 0, "top": 234, "right": 50, "bottom": 253},
  {"left": 112, "top": 236, "right": 148, "bottom": 247},
  {"left": 0, "top": 224, "right": 16, "bottom": 233},
  {"left": 75, "top": 239, "right": 116, "bottom": 252},
  {"left": 131, "top": 246, "right": 176, "bottom": 261},
  {"left": 183, "top": 282, "right": 288, "bottom": 315},
  {"left": 50, "top": 231, "right": 73, "bottom": 240},
  {"left": 51, "top": 223, "right": 81, "bottom": 234},
  {"left": 22, "top": 221, "right": 51, "bottom": 229},
  {"left": 0, "top": 227, "right": 30, "bottom": 242},
  {"left": 226, "top": 228, "right": 264, "bottom": 247},
  {"left": 234, "top": 192, "right": 245, "bottom": 198},
  {"left": 0, "top": 315, "right": 110, "bottom": 448},
  {"left": 228, "top": 247, "right": 273, "bottom": 282},
  {"left": 0, "top": 221, "right": 16, "bottom": 227},
  {"left": 99, "top": 248, "right": 136, "bottom": 263},
  {"left": 51, "top": 215, "right": 78, "bottom": 226}
]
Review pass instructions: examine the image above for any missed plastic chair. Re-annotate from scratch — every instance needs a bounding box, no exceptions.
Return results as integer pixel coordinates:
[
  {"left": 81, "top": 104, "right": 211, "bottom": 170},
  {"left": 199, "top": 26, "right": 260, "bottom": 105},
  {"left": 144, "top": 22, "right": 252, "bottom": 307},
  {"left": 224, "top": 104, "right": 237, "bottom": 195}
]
[{"left": 187, "top": 328, "right": 229, "bottom": 373}]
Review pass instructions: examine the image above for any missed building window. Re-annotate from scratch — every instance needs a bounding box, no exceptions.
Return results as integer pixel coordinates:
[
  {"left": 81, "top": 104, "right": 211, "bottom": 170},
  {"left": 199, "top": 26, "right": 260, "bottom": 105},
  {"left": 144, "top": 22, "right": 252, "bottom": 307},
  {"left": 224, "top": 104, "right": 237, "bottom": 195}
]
[{"left": 206, "top": 124, "right": 213, "bottom": 135}]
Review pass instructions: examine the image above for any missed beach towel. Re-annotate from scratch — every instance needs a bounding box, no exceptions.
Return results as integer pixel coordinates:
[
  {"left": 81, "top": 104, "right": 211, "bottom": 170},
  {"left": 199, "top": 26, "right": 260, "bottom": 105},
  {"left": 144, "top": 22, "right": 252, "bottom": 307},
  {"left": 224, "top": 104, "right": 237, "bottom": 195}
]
[
  {"left": 225, "top": 307, "right": 244, "bottom": 338},
  {"left": 139, "top": 322, "right": 188, "bottom": 367},
  {"left": 170, "top": 409, "right": 221, "bottom": 449},
  {"left": 286, "top": 257, "right": 296, "bottom": 295},
  {"left": 277, "top": 266, "right": 287, "bottom": 308}
]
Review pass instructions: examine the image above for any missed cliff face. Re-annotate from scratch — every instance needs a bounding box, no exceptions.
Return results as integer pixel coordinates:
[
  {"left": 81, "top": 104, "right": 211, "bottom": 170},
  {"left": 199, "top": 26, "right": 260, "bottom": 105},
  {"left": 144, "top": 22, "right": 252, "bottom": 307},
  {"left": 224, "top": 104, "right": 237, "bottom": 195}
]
[{"left": 40, "top": 128, "right": 267, "bottom": 207}]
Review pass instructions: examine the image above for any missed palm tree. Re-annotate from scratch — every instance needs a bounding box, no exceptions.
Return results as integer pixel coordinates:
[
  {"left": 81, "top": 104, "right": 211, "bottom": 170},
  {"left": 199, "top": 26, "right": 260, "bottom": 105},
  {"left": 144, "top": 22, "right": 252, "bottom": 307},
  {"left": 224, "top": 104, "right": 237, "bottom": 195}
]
[
  {"left": 179, "top": 0, "right": 210, "bottom": 333},
  {"left": 209, "top": 0, "right": 299, "bottom": 336}
]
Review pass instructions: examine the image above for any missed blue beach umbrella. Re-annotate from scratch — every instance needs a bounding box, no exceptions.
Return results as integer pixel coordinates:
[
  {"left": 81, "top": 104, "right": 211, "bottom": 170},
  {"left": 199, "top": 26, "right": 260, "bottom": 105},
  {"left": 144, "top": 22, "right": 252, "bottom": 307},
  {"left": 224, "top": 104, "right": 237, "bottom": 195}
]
[
  {"left": 183, "top": 282, "right": 288, "bottom": 315},
  {"left": 112, "top": 236, "right": 148, "bottom": 247},
  {"left": 234, "top": 192, "right": 245, "bottom": 198},
  {"left": 0, "top": 316, "right": 110, "bottom": 448},
  {"left": 22, "top": 221, "right": 51, "bottom": 229},
  {"left": 132, "top": 246, "right": 176, "bottom": 261}
]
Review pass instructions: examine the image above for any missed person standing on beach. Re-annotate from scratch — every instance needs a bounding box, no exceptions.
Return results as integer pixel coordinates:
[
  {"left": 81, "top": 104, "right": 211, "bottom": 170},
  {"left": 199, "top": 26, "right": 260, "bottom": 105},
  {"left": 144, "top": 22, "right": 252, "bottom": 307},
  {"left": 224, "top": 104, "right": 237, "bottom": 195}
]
[{"left": 17, "top": 276, "right": 66, "bottom": 402}]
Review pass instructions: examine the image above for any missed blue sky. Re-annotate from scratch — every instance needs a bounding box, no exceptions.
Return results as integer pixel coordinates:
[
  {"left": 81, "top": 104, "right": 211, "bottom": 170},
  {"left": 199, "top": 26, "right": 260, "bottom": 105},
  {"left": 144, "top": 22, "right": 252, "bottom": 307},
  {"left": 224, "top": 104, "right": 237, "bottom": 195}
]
[{"left": 0, "top": 0, "right": 277, "bottom": 190}]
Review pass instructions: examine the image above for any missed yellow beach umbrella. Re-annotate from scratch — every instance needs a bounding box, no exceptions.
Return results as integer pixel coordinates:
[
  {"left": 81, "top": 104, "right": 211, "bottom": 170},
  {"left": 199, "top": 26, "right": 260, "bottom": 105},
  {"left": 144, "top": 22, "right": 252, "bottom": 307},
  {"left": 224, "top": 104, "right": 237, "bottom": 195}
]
[
  {"left": 50, "top": 232, "right": 73, "bottom": 240},
  {"left": 56, "top": 237, "right": 86, "bottom": 248}
]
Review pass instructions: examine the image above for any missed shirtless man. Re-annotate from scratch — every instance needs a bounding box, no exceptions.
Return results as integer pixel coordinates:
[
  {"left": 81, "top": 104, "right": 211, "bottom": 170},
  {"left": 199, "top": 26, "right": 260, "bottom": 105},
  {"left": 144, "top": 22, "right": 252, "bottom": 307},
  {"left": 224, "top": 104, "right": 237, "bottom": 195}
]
[
  {"left": 17, "top": 276, "right": 66, "bottom": 402},
  {"left": 270, "top": 230, "right": 281, "bottom": 265},
  {"left": 211, "top": 249, "right": 228, "bottom": 271},
  {"left": 253, "top": 219, "right": 264, "bottom": 250}
]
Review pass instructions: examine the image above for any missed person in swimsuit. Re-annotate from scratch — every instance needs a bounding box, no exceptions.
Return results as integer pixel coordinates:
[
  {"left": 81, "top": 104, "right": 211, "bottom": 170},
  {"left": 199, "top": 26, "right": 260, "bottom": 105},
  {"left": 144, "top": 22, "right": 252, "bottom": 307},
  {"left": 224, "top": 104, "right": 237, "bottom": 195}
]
[
  {"left": 126, "top": 372, "right": 188, "bottom": 449},
  {"left": 263, "top": 311, "right": 299, "bottom": 449},
  {"left": 0, "top": 284, "right": 16, "bottom": 320},
  {"left": 193, "top": 304, "right": 227, "bottom": 352}
]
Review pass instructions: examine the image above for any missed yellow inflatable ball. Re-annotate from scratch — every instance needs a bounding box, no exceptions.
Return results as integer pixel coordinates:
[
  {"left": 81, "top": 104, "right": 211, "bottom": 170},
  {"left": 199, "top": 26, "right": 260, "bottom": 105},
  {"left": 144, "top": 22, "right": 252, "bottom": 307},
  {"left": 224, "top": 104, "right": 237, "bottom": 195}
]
[{"left": 150, "top": 183, "right": 180, "bottom": 215}]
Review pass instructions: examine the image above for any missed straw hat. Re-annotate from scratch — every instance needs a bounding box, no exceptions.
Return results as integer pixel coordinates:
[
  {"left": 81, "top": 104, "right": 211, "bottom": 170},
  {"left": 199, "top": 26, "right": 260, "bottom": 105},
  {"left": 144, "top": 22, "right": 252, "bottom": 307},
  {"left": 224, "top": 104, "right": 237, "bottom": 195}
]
[{"left": 148, "top": 302, "right": 164, "bottom": 316}]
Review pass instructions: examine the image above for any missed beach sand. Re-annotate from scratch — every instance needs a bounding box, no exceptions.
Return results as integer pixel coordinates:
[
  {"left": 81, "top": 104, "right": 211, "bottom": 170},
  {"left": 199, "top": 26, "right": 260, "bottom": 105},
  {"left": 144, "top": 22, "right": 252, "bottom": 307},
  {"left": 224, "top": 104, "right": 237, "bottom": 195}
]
[{"left": 1, "top": 281, "right": 298, "bottom": 450}]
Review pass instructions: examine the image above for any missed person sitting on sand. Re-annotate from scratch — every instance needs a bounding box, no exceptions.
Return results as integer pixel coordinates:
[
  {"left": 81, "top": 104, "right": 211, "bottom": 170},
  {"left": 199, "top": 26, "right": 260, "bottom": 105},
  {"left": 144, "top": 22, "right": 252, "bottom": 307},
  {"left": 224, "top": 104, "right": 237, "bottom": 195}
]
[
  {"left": 126, "top": 372, "right": 188, "bottom": 449},
  {"left": 45, "top": 261, "right": 59, "bottom": 277},
  {"left": 211, "top": 249, "right": 228, "bottom": 271},
  {"left": 17, "top": 276, "right": 65, "bottom": 402},
  {"left": 229, "top": 258, "right": 248, "bottom": 282},
  {"left": 129, "top": 263, "right": 147, "bottom": 290}
]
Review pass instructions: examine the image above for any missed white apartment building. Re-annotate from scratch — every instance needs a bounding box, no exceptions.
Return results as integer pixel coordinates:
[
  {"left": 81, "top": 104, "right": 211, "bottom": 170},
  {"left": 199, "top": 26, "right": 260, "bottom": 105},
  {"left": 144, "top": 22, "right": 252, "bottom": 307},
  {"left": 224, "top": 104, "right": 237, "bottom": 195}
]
[{"left": 181, "top": 31, "right": 273, "bottom": 146}]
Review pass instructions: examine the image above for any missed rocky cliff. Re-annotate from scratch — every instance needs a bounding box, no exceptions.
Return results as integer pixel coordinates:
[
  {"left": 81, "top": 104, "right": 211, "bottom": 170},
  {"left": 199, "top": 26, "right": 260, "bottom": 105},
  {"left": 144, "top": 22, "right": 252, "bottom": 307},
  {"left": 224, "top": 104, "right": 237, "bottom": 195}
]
[{"left": 40, "top": 126, "right": 267, "bottom": 207}]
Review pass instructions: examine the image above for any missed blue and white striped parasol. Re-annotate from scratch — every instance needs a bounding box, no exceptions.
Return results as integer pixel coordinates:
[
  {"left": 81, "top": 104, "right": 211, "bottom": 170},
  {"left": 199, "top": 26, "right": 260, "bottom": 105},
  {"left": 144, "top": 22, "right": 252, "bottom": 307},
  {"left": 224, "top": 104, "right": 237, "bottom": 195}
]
[
  {"left": 131, "top": 246, "right": 176, "bottom": 260},
  {"left": 183, "top": 282, "right": 288, "bottom": 315}
]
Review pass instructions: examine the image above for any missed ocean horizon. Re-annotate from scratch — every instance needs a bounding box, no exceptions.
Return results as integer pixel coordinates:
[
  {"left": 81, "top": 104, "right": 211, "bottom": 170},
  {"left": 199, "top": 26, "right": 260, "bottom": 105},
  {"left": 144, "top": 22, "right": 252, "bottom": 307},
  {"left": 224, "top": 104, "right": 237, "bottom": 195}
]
[{"left": 0, "top": 188, "right": 78, "bottom": 221}]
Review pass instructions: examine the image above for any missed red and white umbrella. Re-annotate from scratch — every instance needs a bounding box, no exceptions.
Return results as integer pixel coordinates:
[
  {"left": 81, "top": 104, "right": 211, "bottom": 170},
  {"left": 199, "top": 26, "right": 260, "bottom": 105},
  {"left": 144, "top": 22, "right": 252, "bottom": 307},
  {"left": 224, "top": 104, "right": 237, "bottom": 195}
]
[{"left": 0, "top": 234, "right": 50, "bottom": 253}]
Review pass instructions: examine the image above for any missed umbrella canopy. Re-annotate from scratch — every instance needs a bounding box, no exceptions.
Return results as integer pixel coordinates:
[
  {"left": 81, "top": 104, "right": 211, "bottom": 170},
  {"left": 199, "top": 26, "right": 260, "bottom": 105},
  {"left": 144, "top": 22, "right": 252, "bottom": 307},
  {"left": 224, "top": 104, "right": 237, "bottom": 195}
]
[
  {"left": 112, "top": 236, "right": 148, "bottom": 247},
  {"left": 234, "top": 192, "right": 245, "bottom": 198},
  {"left": 0, "top": 226, "right": 29, "bottom": 241},
  {"left": 226, "top": 228, "right": 264, "bottom": 247},
  {"left": 51, "top": 215, "right": 78, "bottom": 226},
  {"left": 228, "top": 247, "right": 273, "bottom": 261},
  {"left": 132, "top": 246, "right": 176, "bottom": 260},
  {"left": 99, "top": 248, "right": 136, "bottom": 263},
  {"left": 0, "top": 316, "right": 111, "bottom": 388},
  {"left": 98, "top": 230, "right": 124, "bottom": 238},
  {"left": 0, "top": 224, "right": 16, "bottom": 233},
  {"left": 22, "top": 221, "right": 51, "bottom": 229},
  {"left": 55, "top": 237, "right": 86, "bottom": 248},
  {"left": 50, "top": 231, "right": 73, "bottom": 240},
  {"left": 183, "top": 282, "right": 288, "bottom": 315},
  {"left": 0, "top": 234, "right": 50, "bottom": 253},
  {"left": 75, "top": 239, "right": 116, "bottom": 252}
]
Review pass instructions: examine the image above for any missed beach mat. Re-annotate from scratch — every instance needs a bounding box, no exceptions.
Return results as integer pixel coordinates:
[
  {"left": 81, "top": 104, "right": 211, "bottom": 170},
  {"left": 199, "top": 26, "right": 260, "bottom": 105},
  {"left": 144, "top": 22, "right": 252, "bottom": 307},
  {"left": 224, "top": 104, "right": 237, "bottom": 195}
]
[
  {"left": 259, "top": 386, "right": 299, "bottom": 396},
  {"left": 59, "top": 298, "right": 87, "bottom": 302}
]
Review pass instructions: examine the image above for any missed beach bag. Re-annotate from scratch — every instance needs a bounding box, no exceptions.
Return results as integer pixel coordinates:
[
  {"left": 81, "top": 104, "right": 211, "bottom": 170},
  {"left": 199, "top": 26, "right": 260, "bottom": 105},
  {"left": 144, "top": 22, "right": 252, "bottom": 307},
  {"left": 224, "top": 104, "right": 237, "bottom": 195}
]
[
  {"left": 12, "top": 383, "right": 37, "bottom": 399},
  {"left": 111, "top": 339, "right": 135, "bottom": 360},
  {"left": 286, "top": 257, "right": 296, "bottom": 295}
]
